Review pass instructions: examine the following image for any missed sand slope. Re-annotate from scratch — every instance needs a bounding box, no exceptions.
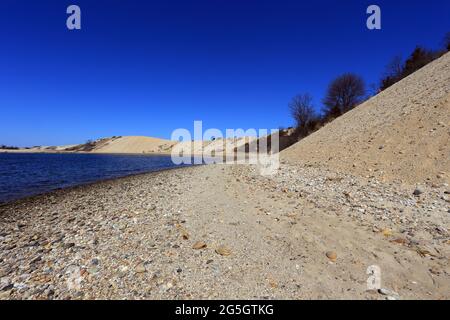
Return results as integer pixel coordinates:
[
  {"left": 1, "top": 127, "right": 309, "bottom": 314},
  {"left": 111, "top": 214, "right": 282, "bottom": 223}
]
[
  {"left": 282, "top": 52, "right": 450, "bottom": 185},
  {"left": 92, "top": 136, "right": 176, "bottom": 154}
]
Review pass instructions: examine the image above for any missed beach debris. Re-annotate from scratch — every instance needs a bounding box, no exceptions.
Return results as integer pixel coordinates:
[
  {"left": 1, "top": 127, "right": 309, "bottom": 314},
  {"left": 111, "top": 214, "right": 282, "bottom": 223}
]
[
  {"left": 413, "top": 187, "right": 424, "bottom": 196},
  {"left": 135, "top": 263, "right": 146, "bottom": 273},
  {"left": 326, "top": 251, "right": 337, "bottom": 262},
  {"left": 175, "top": 222, "right": 190, "bottom": 240},
  {"left": 181, "top": 231, "right": 190, "bottom": 240},
  {"left": 192, "top": 241, "right": 207, "bottom": 249},
  {"left": 215, "top": 245, "right": 232, "bottom": 256},
  {"left": 378, "top": 288, "right": 399, "bottom": 297},
  {"left": 390, "top": 237, "right": 409, "bottom": 245},
  {"left": 382, "top": 228, "right": 392, "bottom": 237},
  {"left": 415, "top": 246, "right": 436, "bottom": 258}
]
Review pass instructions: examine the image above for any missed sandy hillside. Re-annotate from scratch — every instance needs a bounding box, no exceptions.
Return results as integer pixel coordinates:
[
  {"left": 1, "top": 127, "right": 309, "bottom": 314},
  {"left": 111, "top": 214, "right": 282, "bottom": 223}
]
[
  {"left": 282, "top": 52, "right": 450, "bottom": 185},
  {"left": 92, "top": 136, "right": 176, "bottom": 154}
]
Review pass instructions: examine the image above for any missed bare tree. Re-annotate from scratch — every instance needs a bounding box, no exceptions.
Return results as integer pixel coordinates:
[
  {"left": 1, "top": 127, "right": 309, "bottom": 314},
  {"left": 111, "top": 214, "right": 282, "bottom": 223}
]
[
  {"left": 403, "top": 46, "right": 437, "bottom": 76},
  {"left": 322, "top": 73, "right": 366, "bottom": 118},
  {"left": 289, "top": 93, "right": 317, "bottom": 137},
  {"left": 380, "top": 56, "right": 403, "bottom": 90}
]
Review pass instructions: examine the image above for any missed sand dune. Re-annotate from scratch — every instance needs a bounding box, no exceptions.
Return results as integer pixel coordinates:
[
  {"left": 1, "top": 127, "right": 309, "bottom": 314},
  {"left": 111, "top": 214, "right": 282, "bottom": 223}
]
[
  {"left": 92, "top": 136, "right": 176, "bottom": 154},
  {"left": 282, "top": 52, "right": 450, "bottom": 185}
]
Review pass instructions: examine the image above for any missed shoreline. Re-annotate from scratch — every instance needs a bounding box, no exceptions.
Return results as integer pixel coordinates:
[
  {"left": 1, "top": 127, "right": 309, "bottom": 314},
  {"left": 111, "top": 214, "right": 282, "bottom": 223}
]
[
  {"left": 0, "top": 150, "right": 173, "bottom": 156},
  {"left": 0, "top": 164, "right": 198, "bottom": 209}
]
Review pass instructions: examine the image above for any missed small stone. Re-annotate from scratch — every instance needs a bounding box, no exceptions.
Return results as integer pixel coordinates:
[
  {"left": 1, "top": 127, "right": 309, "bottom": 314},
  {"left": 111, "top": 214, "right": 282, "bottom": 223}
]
[
  {"left": 181, "top": 231, "right": 189, "bottom": 240},
  {"left": 215, "top": 245, "right": 232, "bottom": 256},
  {"left": 429, "top": 267, "right": 440, "bottom": 275},
  {"left": 0, "top": 277, "right": 13, "bottom": 291},
  {"left": 135, "top": 263, "right": 146, "bottom": 273},
  {"left": 192, "top": 241, "right": 207, "bottom": 250},
  {"left": 88, "top": 266, "right": 100, "bottom": 274},
  {"left": 166, "top": 281, "right": 173, "bottom": 289},
  {"left": 64, "top": 242, "right": 75, "bottom": 249},
  {"left": 413, "top": 187, "right": 424, "bottom": 196},
  {"left": 378, "top": 288, "right": 399, "bottom": 296},
  {"left": 326, "top": 251, "right": 337, "bottom": 262},
  {"left": 390, "top": 238, "right": 409, "bottom": 245}
]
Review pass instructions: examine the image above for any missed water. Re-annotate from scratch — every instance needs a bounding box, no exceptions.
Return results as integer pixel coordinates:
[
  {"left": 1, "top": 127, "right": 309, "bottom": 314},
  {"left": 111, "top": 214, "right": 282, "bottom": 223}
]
[{"left": 0, "top": 153, "right": 189, "bottom": 203}]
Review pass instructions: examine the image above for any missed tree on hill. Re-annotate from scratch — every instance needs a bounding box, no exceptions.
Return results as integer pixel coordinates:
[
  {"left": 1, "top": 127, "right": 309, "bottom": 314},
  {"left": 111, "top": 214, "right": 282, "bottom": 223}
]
[
  {"left": 289, "top": 93, "right": 318, "bottom": 137},
  {"left": 322, "top": 73, "right": 366, "bottom": 119},
  {"left": 403, "top": 46, "right": 437, "bottom": 77},
  {"left": 380, "top": 46, "right": 442, "bottom": 91},
  {"left": 380, "top": 56, "right": 404, "bottom": 90}
]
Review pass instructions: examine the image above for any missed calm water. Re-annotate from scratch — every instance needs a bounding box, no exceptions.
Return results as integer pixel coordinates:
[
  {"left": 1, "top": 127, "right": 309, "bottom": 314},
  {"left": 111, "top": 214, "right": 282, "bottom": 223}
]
[{"left": 0, "top": 153, "right": 190, "bottom": 203}]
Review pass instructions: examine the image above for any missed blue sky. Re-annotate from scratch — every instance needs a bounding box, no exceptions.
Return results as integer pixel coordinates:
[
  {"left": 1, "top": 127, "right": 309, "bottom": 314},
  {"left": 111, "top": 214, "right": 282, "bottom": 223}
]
[{"left": 0, "top": 0, "right": 449, "bottom": 146}]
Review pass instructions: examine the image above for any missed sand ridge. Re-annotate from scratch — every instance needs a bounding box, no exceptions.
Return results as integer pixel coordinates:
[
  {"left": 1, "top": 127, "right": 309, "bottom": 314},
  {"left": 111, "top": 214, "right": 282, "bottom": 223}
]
[{"left": 282, "top": 52, "right": 450, "bottom": 185}]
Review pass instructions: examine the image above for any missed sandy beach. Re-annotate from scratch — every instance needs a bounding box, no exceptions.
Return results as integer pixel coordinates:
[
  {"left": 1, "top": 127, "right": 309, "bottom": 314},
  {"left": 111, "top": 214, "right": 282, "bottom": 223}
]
[{"left": 0, "top": 161, "right": 448, "bottom": 300}]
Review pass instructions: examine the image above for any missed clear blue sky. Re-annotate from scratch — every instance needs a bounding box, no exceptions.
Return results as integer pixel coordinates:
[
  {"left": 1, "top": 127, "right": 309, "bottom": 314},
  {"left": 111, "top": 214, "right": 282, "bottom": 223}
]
[{"left": 1, "top": 0, "right": 449, "bottom": 146}]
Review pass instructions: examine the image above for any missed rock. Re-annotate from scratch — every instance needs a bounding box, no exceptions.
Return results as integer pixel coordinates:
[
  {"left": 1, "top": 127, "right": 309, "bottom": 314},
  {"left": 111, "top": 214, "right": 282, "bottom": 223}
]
[
  {"left": 30, "top": 255, "right": 42, "bottom": 264},
  {"left": 0, "top": 277, "right": 13, "bottom": 291},
  {"left": 326, "top": 251, "right": 337, "bottom": 262},
  {"left": 378, "top": 288, "right": 399, "bottom": 296},
  {"left": 192, "top": 241, "right": 207, "bottom": 249},
  {"left": 181, "top": 231, "right": 189, "bottom": 240},
  {"left": 429, "top": 267, "right": 440, "bottom": 275},
  {"left": 64, "top": 242, "right": 75, "bottom": 249},
  {"left": 88, "top": 266, "right": 100, "bottom": 274},
  {"left": 135, "top": 263, "right": 146, "bottom": 273},
  {"left": 215, "top": 245, "right": 232, "bottom": 256},
  {"left": 390, "top": 238, "right": 409, "bottom": 245},
  {"left": 435, "top": 226, "right": 447, "bottom": 235},
  {"left": 413, "top": 187, "right": 424, "bottom": 196}
]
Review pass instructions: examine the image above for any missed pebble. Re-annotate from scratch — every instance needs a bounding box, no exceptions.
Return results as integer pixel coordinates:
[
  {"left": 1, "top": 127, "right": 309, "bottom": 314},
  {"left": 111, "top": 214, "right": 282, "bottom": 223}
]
[
  {"left": 0, "top": 277, "right": 13, "bottom": 291},
  {"left": 413, "top": 187, "right": 424, "bottom": 196},
  {"left": 135, "top": 263, "right": 146, "bottom": 273},
  {"left": 378, "top": 288, "right": 399, "bottom": 296},
  {"left": 215, "top": 246, "right": 232, "bottom": 256},
  {"left": 326, "top": 251, "right": 337, "bottom": 262},
  {"left": 192, "top": 241, "right": 207, "bottom": 249}
]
